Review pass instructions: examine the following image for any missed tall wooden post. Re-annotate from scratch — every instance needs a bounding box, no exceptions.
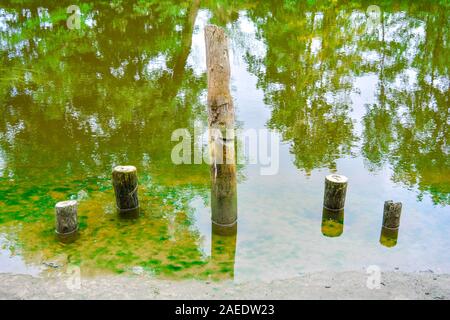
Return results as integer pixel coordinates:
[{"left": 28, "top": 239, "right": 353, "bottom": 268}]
[
  {"left": 112, "top": 165, "right": 139, "bottom": 217},
  {"left": 55, "top": 200, "right": 78, "bottom": 242},
  {"left": 380, "top": 200, "right": 402, "bottom": 247},
  {"left": 204, "top": 25, "right": 234, "bottom": 130},
  {"left": 323, "top": 174, "right": 348, "bottom": 211},
  {"left": 205, "top": 25, "right": 237, "bottom": 229}
]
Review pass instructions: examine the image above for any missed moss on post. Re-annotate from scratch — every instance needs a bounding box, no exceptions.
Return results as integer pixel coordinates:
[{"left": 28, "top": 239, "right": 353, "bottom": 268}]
[{"left": 112, "top": 165, "right": 139, "bottom": 217}]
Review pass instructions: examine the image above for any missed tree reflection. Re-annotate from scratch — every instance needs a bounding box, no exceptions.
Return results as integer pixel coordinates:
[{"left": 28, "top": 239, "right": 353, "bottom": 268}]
[
  {"left": 244, "top": 1, "right": 448, "bottom": 203},
  {"left": 245, "top": 1, "right": 357, "bottom": 174},
  {"left": 361, "top": 4, "right": 449, "bottom": 205}
]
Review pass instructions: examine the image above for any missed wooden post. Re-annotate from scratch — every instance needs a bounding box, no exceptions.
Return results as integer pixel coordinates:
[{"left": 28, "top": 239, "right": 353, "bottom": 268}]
[
  {"left": 205, "top": 25, "right": 237, "bottom": 229},
  {"left": 55, "top": 200, "right": 78, "bottom": 242},
  {"left": 323, "top": 174, "right": 348, "bottom": 211},
  {"left": 321, "top": 207, "right": 344, "bottom": 237},
  {"left": 112, "top": 165, "right": 139, "bottom": 217},
  {"left": 382, "top": 200, "right": 402, "bottom": 229},
  {"left": 380, "top": 200, "right": 402, "bottom": 247},
  {"left": 204, "top": 25, "right": 234, "bottom": 130}
]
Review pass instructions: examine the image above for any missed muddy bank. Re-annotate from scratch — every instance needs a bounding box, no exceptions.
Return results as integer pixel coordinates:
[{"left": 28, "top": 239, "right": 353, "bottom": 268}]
[{"left": 0, "top": 271, "right": 448, "bottom": 300}]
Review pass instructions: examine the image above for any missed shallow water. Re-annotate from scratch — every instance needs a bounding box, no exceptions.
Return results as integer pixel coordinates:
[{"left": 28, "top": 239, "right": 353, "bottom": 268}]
[{"left": 0, "top": 1, "right": 449, "bottom": 282}]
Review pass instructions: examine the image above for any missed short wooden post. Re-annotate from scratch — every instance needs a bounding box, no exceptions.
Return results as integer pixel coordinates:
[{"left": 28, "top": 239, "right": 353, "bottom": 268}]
[
  {"left": 55, "top": 200, "right": 78, "bottom": 242},
  {"left": 323, "top": 174, "right": 348, "bottom": 211},
  {"left": 205, "top": 25, "right": 237, "bottom": 229},
  {"left": 380, "top": 200, "right": 402, "bottom": 247},
  {"left": 112, "top": 165, "right": 139, "bottom": 217},
  {"left": 321, "top": 207, "right": 344, "bottom": 237},
  {"left": 382, "top": 200, "right": 402, "bottom": 229}
]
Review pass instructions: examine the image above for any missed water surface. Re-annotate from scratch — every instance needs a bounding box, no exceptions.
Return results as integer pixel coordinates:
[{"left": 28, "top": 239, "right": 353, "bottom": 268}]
[{"left": 0, "top": 0, "right": 449, "bottom": 282}]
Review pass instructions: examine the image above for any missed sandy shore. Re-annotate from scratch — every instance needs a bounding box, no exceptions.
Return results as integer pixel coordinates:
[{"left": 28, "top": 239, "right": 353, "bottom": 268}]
[{"left": 0, "top": 271, "right": 448, "bottom": 300}]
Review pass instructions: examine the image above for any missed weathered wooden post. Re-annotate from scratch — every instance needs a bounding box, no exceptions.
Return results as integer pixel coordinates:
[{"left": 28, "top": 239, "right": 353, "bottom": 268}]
[
  {"left": 204, "top": 25, "right": 234, "bottom": 130},
  {"left": 112, "top": 165, "right": 139, "bottom": 217},
  {"left": 321, "top": 207, "right": 344, "bottom": 237},
  {"left": 380, "top": 200, "right": 402, "bottom": 247},
  {"left": 55, "top": 200, "right": 78, "bottom": 242},
  {"left": 205, "top": 25, "right": 237, "bottom": 229},
  {"left": 323, "top": 174, "right": 348, "bottom": 211},
  {"left": 381, "top": 200, "right": 402, "bottom": 229}
]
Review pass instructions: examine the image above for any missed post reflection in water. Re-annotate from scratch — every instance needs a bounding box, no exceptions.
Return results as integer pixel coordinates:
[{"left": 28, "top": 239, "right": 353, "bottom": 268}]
[
  {"left": 379, "top": 226, "right": 399, "bottom": 248},
  {"left": 321, "top": 208, "right": 344, "bottom": 238},
  {"left": 211, "top": 222, "right": 237, "bottom": 279}
]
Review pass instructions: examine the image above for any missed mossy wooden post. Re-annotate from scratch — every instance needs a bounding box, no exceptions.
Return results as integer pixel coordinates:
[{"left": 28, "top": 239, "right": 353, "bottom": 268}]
[
  {"left": 380, "top": 200, "right": 402, "bottom": 247},
  {"left": 323, "top": 174, "right": 348, "bottom": 211},
  {"left": 112, "top": 165, "right": 139, "bottom": 217},
  {"left": 205, "top": 25, "right": 237, "bottom": 229},
  {"left": 55, "top": 200, "right": 78, "bottom": 242},
  {"left": 382, "top": 200, "right": 402, "bottom": 229}
]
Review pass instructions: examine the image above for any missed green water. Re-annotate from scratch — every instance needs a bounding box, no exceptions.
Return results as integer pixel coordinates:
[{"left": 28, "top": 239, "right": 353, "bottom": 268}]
[{"left": 0, "top": 0, "right": 449, "bottom": 281}]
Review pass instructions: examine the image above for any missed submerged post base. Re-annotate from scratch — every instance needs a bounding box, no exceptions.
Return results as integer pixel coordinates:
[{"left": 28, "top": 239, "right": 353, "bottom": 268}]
[{"left": 55, "top": 228, "right": 78, "bottom": 244}]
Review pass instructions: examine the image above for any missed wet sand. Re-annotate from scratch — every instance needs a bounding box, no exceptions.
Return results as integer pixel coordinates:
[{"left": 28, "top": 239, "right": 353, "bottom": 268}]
[{"left": 1, "top": 271, "right": 448, "bottom": 300}]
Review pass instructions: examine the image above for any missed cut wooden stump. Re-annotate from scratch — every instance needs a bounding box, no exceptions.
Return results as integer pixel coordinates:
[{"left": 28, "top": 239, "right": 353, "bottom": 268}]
[
  {"left": 112, "top": 165, "right": 139, "bottom": 217},
  {"left": 380, "top": 200, "right": 402, "bottom": 247},
  {"left": 323, "top": 174, "right": 348, "bottom": 211},
  {"left": 382, "top": 200, "right": 402, "bottom": 229},
  {"left": 55, "top": 200, "right": 78, "bottom": 242}
]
